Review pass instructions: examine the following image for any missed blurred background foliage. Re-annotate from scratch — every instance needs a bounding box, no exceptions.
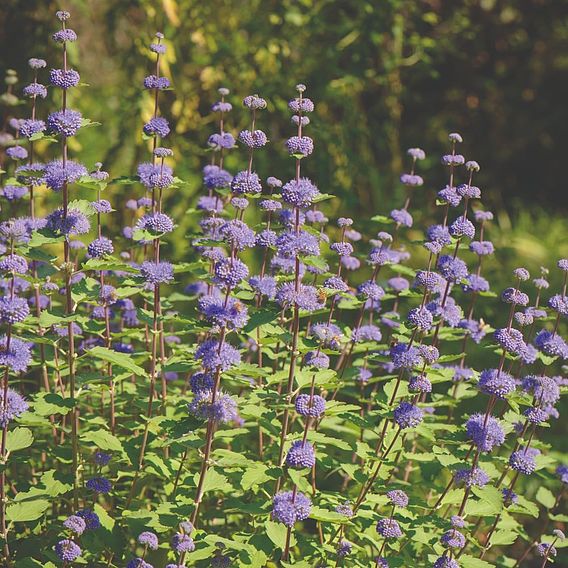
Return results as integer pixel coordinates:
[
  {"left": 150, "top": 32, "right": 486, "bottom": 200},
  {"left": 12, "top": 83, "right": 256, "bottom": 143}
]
[{"left": 1, "top": 0, "right": 567, "bottom": 284}]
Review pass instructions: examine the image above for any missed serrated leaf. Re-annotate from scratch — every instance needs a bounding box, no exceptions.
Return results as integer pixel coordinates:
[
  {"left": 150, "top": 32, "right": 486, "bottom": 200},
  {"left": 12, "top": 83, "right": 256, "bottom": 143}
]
[
  {"left": 81, "top": 429, "right": 125, "bottom": 455},
  {"left": 6, "top": 427, "right": 33, "bottom": 452},
  {"left": 6, "top": 499, "right": 49, "bottom": 522},
  {"left": 459, "top": 555, "right": 495, "bottom": 568},
  {"left": 32, "top": 392, "right": 74, "bottom": 416},
  {"left": 265, "top": 520, "right": 294, "bottom": 550},
  {"left": 536, "top": 486, "right": 556, "bottom": 509},
  {"left": 88, "top": 346, "right": 145, "bottom": 375}
]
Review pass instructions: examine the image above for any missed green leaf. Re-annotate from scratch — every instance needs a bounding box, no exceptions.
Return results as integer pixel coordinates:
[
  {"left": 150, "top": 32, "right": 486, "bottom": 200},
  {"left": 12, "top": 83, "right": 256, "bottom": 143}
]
[
  {"left": 40, "top": 470, "right": 72, "bottom": 497},
  {"left": 33, "top": 392, "right": 74, "bottom": 416},
  {"left": 310, "top": 506, "right": 346, "bottom": 523},
  {"left": 265, "top": 520, "right": 294, "bottom": 550},
  {"left": 6, "top": 427, "right": 33, "bottom": 453},
  {"left": 81, "top": 429, "right": 125, "bottom": 455},
  {"left": 489, "top": 529, "right": 518, "bottom": 546},
  {"left": 536, "top": 486, "right": 556, "bottom": 509},
  {"left": 88, "top": 346, "right": 145, "bottom": 375},
  {"left": 459, "top": 555, "right": 495, "bottom": 568},
  {"left": 68, "top": 198, "right": 96, "bottom": 216},
  {"left": 6, "top": 499, "right": 49, "bottom": 522},
  {"left": 240, "top": 464, "right": 271, "bottom": 490}
]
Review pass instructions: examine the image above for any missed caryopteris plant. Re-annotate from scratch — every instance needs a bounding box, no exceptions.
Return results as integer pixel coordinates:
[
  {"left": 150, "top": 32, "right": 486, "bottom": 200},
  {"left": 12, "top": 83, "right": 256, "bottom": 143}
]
[{"left": 0, "top": 9, "right": 566, "bottom": 568}]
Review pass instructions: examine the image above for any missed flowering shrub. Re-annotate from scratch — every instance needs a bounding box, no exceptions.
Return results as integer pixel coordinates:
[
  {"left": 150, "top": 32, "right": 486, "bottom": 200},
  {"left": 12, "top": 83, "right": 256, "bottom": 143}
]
[{"left": 0, "top": 10, "right": 566, "bottom": 568}]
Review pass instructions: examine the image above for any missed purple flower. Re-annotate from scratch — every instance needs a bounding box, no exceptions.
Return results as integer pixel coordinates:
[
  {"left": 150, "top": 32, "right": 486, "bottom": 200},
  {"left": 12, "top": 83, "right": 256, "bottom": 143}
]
[
  {"left": 230, "top": 170, "right": 262, "bottom": 195},
  {"left": 341, "top": 256, "right": 361, "bottom": 270},
  {"left": 243, "top": 94, "right": 267, "bottom": 109},
  {"left": 501, "top": 287, "right": 529, "bottom": 306},
  {"left": 276, "top": 283, "right": 325, "bottom": 312},
  {"left": 478, "top": 369, "right": 516, "bottom": 399},
  {"left": 91, "top": 199, "right": 112, "bottom": 213},
  {"left": 386, "top": 489, "right": 409, "bottom": 508},
  {"left": 0, "top": 337, "right": 32, "bottom": 373},
  {"left": 337, "top": 540, "right": 352, "bottom": 557},
  {"left": 456, "top": 184, "right": 481, "bottom": 199},
  {"left": 55, "top": 539, "right": 81, "bottom": 562},
  {"left": 52, "top": 28, "right": 78, "bottom": 42},
  {"left": 214, "top": 258, "right": 249, "bottom": 288},
  {"left": 352, "top": 324, "right": 382, "bottom": 342},
  {"left": 458, "top": 318, "right": 487, "bottom": 343},
  {"left": 376, "top": 518, "right": 403, "bottom": 539},
  {"left": 203, "top": 165, "right": 232, "bottom": 189},
  {"left": 220, "top": 220, "right": 256, "bottom": 250},
  {"left": 0, "top": 297, "right": 30, "bottom": 324},
  {"left": 390, "top": 343, "right": 422, "bottom": 369},
  {"left": 63, "top": 515, "right": 86, "bottom": 535},
  {"left": 451, "top": 515, "right": 465, "bottom": 528},
  {"left": 46, "top": 208, "right": 90, "bottom": 237},
  {"left": 441, "top": 529, "right": 466, "bottom": 549},
  {"left": 271, "top": 491, "right": 312, "bottom": 527},
  {"left": 0, "top": 388, "right": 29, "bottom": 426},
  {"left": 195, "top": 339, "right": 241, "bottom": 371},
  {"left": 19, "top": 119, "right": 46, "bottom": 138},
  {"left": 409, "top": 374, "right": 432, "bottom": 393},
  {"left": 208, "top": 132, "right": 236, "bottom": 150},
  {"left": 239, "top": 130, "right": 268, "bottom": 148},
  {"left": 1, "top": 185, "right": 28, "bottom": 201},
  {"left": 335, "top": 502, "right": 354, "bottom": 517},
  {"left": 437, "top": 255, "right": 468, "bottom": 283},
  {"left": 394, "top": 402, "right": 423, "bottom": 429},
  {"left": 6, "top": 146, "right": 28, "bottom": 161},
  {"left": 521, "top": 375, "right": 560, "bottom": 405},
  {"left": 127, "top": 559, "right": 153, "bottom": 568},
  {"left": 438, "top": 185, "right": 462, "bottom": 207},
  {"left": 288, "top": 97, "right": 314, "bottom": 113},
  {"left": 189, "top": 390, "right": 238, "bottom": 423},
  {"left": 295, "top": 394, "right": 325, "bottom": 418},
  {"left": 549, "top": 294, "right": 568, "bottom": 316},
  {"left": 276, "top": 230, "right": 320, "bottom": 258},
  {"left": 94, "top": 451, "right": 111, "bottom": 466},
  {"left": 388, "top": 277, "right": 410, "bottom": 293},
  {"left": 198, "top": 295, "right": 249, "bottom": 330},
  {"left": 171, "top": 533, "right": 195, "bottom": 553},
  {"left": 509, "top": 450, "right": 537, "bottom": 475},
  {"left": 462, "top": 274, "right": 490, "bottom": 293},
  {"left": 494, "top": 328, "right": 527, "bottom": 356},
  {"left": 454, "top": 466, "right": 490, "bottom": 487},
  {"left": 136, "top": 212, "right": 174, "bottom": 234},
  {"left": 86, "top": 476, "right": 112, "bottom": 493},
  {"left": 407, "top": 307, "right": 434, "bottom": 331},
  {"left": 281, "top": 178, "right": 320, "bottom": 208},
  {"left": 88, "top": 237, "right": 114, "bottom": 258},
  {"left": 47, "top": 109, "right": 82, "bottom": 137},
  {"left": 143, "top": 116, "right": 170, "bottom": 137},
  {"left": 465, "top": 413, "right": 505, "bottom": 452},
  {"left": 76, "top": 508, "right": 100, "bottom": 530},
  {"left": 536, "top": 542, "right": 557, "bottom": 558},
  {"left": 189, "top": 372, "right": 215, "bottom": 393},
  {"left": 390, "top": 208, "right": 413, "bottom": 227},
  {"left": 286, "top": 135, "right": 313, "bottom": 156},
  {"left": 286, "top": 440, "right": 316, "bottom": 468},
  {"left": 304, "top": 350, "right": 330, "bottom": 369},
  {"left": 50, "top": 68, "right": 80, "bottom": 89},
  {"left": 44, "top": 160, "right": 88, "bottom": 191},
  {"left": 449, "top": 217, "right": 475, "bottom": 239},
  {"left": 144, "top": 75, "right": 170, "bottom": 89},
  {"left": 534, "top": 330, "right": 568, "bottom": 359},
  {"left": 140, "top": 261, "right": 174, "bottom": 285},
  {"left": 248, "top": 275, "right": 277, "bottom": 299},
  {"left": 433, "top": 556, "right": 459, "bottom": 568}
]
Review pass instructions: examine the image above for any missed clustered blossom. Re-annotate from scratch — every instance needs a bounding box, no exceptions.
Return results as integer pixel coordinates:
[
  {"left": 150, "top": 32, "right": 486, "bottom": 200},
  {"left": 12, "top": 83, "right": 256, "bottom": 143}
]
[{"left": 0, "top": 18, "right": 566, "bottom": 567}]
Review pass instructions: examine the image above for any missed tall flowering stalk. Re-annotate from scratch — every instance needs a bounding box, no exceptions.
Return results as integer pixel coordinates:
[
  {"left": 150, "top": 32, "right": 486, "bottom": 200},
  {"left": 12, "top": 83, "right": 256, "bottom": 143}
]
[{"left": 128, "top": 32, "right": 176, "bottom": 503}]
